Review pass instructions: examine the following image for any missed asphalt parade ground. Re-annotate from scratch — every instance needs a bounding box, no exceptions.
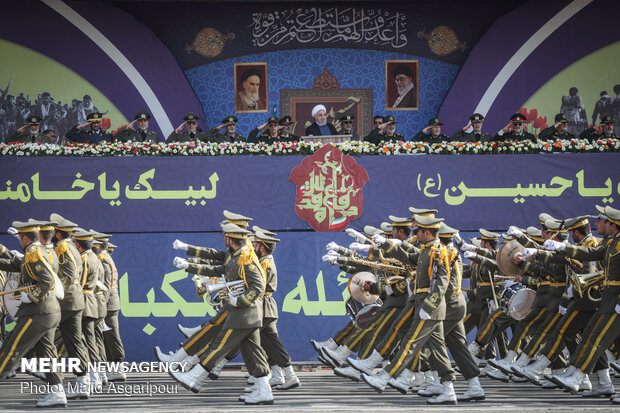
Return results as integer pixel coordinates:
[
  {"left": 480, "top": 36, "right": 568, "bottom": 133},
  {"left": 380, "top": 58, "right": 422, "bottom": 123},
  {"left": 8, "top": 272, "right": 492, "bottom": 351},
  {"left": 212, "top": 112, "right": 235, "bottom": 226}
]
[{"left": 1, "top": 365, "right": 619, "bottom": 412}]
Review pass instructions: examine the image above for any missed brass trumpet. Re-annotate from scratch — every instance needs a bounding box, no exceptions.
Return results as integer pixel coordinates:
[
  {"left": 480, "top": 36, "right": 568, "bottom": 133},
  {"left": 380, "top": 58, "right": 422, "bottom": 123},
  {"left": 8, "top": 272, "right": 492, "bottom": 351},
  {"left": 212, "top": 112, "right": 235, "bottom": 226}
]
[
  {"left": 205, "top": 280, "right": 246, "bottom": 307},
  {"left": 571, "top": 271, "right": 604, "bottom": 302},
  {"left": 0, "top": 285, "right": 34, "bottom": 297}
]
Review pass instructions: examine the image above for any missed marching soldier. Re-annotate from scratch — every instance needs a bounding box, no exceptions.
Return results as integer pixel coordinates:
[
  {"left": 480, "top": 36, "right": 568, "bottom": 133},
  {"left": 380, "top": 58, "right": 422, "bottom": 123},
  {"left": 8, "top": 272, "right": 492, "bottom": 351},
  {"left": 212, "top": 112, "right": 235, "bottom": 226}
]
[
  {"left": 114, "top": 111, "right": 160, "bottom": 142},
  {"left": 0, "top": 219, "right": 66, "bottom": 407}
]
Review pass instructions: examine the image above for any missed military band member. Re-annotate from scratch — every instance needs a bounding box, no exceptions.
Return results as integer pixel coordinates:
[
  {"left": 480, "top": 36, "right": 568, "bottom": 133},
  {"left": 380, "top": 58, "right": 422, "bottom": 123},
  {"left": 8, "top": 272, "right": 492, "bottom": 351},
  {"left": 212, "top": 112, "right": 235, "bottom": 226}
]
[
  {"left": 113, "top": 111, "right": 160, "bottom": 142},
  {"left": 166, "top": 112, "right": 208, "bottom": 143},
  {"left": 169, "top": 223, "right": 274, "bottom": 405},
  {"left": 205, "top": 116, "right": 245, "bottom": 143},
  {"left": 493, "top": 113, "right": 536, "bottom": 141},
  {"left": 451, "top": 113, "right": 492, "bottom": 142},
  {"left": 0, "top": 219, "right": 66, "bottom": 407}
]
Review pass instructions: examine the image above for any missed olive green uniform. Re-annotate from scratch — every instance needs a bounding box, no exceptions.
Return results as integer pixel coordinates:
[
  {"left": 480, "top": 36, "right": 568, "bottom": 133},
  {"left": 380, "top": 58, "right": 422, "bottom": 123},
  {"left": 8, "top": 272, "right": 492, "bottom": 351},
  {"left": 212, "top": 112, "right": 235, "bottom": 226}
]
[
  {"left": 81, "top": 249, "right": 102, "bottom": 364},
  {"left": 102, "top": 251, "right": 125, "bottom": 362}
]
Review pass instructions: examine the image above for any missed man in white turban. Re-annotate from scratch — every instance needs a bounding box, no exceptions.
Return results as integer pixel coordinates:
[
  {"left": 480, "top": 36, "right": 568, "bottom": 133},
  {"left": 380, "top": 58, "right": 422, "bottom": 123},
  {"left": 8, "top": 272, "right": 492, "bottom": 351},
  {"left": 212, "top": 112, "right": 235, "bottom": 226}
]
[{"left": 305, "top": 104, "right": 337, "bottom": 136}]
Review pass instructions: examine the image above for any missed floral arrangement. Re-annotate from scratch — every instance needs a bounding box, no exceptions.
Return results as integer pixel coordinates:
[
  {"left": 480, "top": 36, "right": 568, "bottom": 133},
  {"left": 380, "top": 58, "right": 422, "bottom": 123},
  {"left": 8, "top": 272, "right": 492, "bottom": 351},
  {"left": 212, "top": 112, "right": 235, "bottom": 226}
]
[{"left": 1, "top": 138, "right": 618, "bottom": 157}]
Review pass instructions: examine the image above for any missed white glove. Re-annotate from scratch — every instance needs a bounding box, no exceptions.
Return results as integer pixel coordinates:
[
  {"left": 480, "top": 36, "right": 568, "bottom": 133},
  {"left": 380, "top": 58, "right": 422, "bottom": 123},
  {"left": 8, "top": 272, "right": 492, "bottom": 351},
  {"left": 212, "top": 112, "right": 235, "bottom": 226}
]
[
  {"left": 521, "top": 248, "right": 537, "bottom": 259},
  {"left": 616, "top": 304, "right": 620, "bottom": 315},
  {"left": 460, "top": 242, "right": 477, "bottom": 252},
  {"left": 349, "top": 242, "right": 370, "bottom": 253},
  {"left": 558, "top": 305, "right": 567, "bottom": 315},
  {"left": 372, "top": 234, "right": 387, "bottom": 245},
  {"left": 322, "top": 252, "right": 338, "bottom": 264},
  {"left": 507, "top": 226, "right": 523, "bottom": 238},
  {"left": 385, "top": 284, "right": 394, "bottom": 296},
  {"left": 173, "top": 257, "right": 189, "bottom": 269},
  {"left": 488, "top": 300, "right": 496, "bottom": 313},
  {"left": 10, "top": 249, "right": 24, "bottom": 259},
  {"left": 19, "top": 293, "right": 32, "bottom": 304},
  {"left": 345, "top": 228, "right": 367, "bottom": 243},
  {"left": 543, "top": 239, "right": 566, "bottom": 251},
  {"left": 390, "top": 239, "right": 403, "bottom": 247},
  {"left": 453, "top": 233, "right": 462, "bottom": 245},
  {"left": 228, "top": 292, "right": 238, "bottom": 307},
  {"left": 7, "top": 226, "right": 18, "bottom": 238},
  {"left": 419, "top": 308, "right": 431, "bottom": 320},
  {"left": 407, "top": 279, "right": 413, "bottom": 297},
  {"left": 463, "top": 251, "right": 476, "bottom": 259},
  {"left": 326, "top": 242, "right": 340, "bottom": 251},
  {"left": 567, "top": 285, "right": 574, "bottom": 298},
  {"left": 172, "top": 239, "right": 188, "bottom": 250}
]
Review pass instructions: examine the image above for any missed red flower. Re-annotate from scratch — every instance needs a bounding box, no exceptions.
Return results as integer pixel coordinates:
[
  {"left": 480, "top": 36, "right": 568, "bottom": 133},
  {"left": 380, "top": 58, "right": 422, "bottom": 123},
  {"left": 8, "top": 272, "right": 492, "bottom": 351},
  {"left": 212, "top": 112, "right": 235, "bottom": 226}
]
[
  {"left": 526, "top": 109, "right": 537, "bottom": 123},
  {"left": 133, "top": 148, "right": 139, "bottom": 154},
  {"left": 518, "top": 107, "right": 528, "bottom": 116}
]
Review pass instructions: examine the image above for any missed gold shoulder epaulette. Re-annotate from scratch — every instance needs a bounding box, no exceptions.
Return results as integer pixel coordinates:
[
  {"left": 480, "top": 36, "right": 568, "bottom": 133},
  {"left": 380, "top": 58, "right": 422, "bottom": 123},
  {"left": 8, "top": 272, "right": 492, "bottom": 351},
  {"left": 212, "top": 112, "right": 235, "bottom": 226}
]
[
  {"left": 98, "top": 253, "right": 105, "bottom": 261},
  {"left": 261, "top": 259, "right": 270, "bottom": 272},
  {"left": 238, "top": 248, "right": 252, "bottom": 266},
  {"left": 55, "top": 240, "right": 68, "bottom": 256},
  {"left": 25, "top": 245, "right": 43, "bottom": 263}
]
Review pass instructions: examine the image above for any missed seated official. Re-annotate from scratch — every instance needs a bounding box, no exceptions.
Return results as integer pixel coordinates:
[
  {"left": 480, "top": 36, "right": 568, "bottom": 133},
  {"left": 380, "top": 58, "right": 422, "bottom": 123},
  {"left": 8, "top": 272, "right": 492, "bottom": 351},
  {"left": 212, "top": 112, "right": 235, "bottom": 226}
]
[
  {"left": 5, "top": 115, "right": 53, "bottom": 144},
  {"left": 166, "top": 112, "right": 208, "bottom": 143},
  {"left": 493, "top": 113, "right": 536, "bottom": 141},
  {"left": 412, "top": 118, "right": 449, "bottom": 143},
  {"left": 305, "top": 104, "right": 337, "bottom": 136},
  {"left": 579, "top": 115, "right": 619, "bottom": 141},
  {"left": 205, "top": 115, "right": 245, "bottom": 143},
  {"left": 338, "top": 114, "right": 361, "bottom": 140},
  {"left": 248, "top": 116, "right": 284, "bottom": 144},
  {"left": 65, "top": 112, "right": 112, "bottom": 144},
  {"left": 450, "top": 113, "right": 492, "bottom": 142},
  {"left": 363, "top": 115, "right": 403, "bottom": 144},
  {"left": 537, "top": 113, "right": 575, "bottom": 140},
  {"left": 114, "top": 111, "right": 160, "bottom": 142},
  {"left": 277, "top": 116, "right": 299, "bottom": 141}
]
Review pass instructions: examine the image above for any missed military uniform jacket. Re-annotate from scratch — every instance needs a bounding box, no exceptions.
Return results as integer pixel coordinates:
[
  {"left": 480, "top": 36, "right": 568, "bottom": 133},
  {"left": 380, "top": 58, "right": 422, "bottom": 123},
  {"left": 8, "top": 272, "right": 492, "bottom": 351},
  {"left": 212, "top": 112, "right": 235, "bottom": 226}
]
[
  {"left": 6, "top": 131, "right": 53, "bottom": 144},
  {"left": 114, "top": 127, "right": 160, "bottom": 143},
  {"left": 377, "top": 240, "right": 418, "bottom": 305},
  {"left": 186, "top": 246, "right": 266, "bottom": 329},
  {"left": 97, "top": 253, "right": 111, "bottom": 318},
  {"left": 413, "top": 239, "right": 450, "bottom": 320},
  {"left": 562, "top": 231, "right": 620, "bottom": 313},
  {"left": 247, "top": 129, "right": 283, "bottom": 144},
  {"left": 450, "top": 129, "right": 492, "bottom": 143},
  {"left": 493, "top": 131, "right": 536, "bottom": 141},
  {"left": 444, "top": 245, "right": 466, "bottom": 320},
  {"left": 102, "top": 251, "right": 120, "bottom": 311},
  {"left": 166, "top": 130, "right": 209, "bottom": 143},
  {"left": 16, "top": 242, "right": 61, "bottom": 317},
  {"left": 537, "top": 126, "right": 575, "bottom": 140},
  {"left": 467, "top": 247, "right": 499, "bottom": 307},
  {"left": 339, "top": 130, "right": 361, "bottom": 140},
  {"left": 412, "top": 131, "right": 450, "bottom": 143},
  {"left": 578, "top": 128, "right": 619, "bottom": 141},
  {"left": 260, "top": 254, "right": 278, "bottom": 319},
  {"left": 363, "top": 128, "right": 404, "bottom": 145},
  {"left": 516, "top": 234, "right": 567, "bottom": 297},
  {"left": 205, "top": 128, "right": 245, "bottom": 143},
  {"left": 66, "top": 126, "right": 112, "bottom": 143},
  {"left": 81, "top": 250, "right": 101, "bottom": 318},
  {"left": 54, "top": 238, "right": 85, "bottom": 312}
]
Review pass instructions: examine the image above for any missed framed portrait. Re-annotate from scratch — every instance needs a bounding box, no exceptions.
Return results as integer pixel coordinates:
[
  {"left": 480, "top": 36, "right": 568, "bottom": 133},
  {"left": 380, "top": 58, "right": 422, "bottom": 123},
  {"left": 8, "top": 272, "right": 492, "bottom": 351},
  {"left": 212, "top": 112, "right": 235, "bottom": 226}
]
[
  {"left": 280, "top": 89, "right": 373, "bottom": 138},
  {"left": 234, "top": 62, "right": 268, "bottom": 113},
  {"left": 385, "top": 60, "right": 419, "bottom": 111}
]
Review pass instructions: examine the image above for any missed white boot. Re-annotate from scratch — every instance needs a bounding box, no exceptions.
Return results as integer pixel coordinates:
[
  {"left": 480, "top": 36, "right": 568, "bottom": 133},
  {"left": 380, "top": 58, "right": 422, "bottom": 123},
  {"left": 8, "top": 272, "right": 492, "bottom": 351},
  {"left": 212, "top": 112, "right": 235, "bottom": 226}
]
[
  {"left": 66, "top": 374, "right": 90, "bottom": 400},
  {"left": 36, "top": 384, "right": 67, "bottom": 408},
  {"left": 99, "top": 370, "right": 108, "bottom": 386},
  {"left": 410, "top": 372, "right": 425, "bottom": 390},
  {"left": 488, "top": 350, "right": 517, "bottom": 373},
  {"left": 579, "top": 373, "right": 592, "bottom": 391},
  {"left": 209, "top": 358, "right": 227, "bottom": 380},
  {"left": 334, "top": 366, "right": 361, "bottom": 382},
  {"left": 177, "top": 323, "right": 202, "bottom": 338},
  {"left": 486, "top": 366, "right": 510, "bottom": 383},
  {"left": 90, "top": 370, "right": 102, "bottom": 392},
  {"left": 361, "top": 369, "right": 391, "bottom": 393},
  {"left": 169, "top": 363, "right": 209, "bottom": 393},
  {"left": 541, "top": 368, "right": 563, "bottom": 389},
  {"left": 556, "top": 368, "right": 586, "bottom": 394},
  {"left": 179, "top": 354, "right": 200, "bottom": 372},
  {"left": 154, "top": 346, "right": 188, "bottom": 363},
  {"left": 269, "top": 365, "right": 285, "bottom": 386},
  {"left": 347, "top": 350, "right": 384, "bottom": 375},
  {"left": 606, "top": 350, "right": 617, "bottom": 364},
  {"left": 507, "top": 353, "right": 530, "bottom": 376},
  {"left": 479, "top": 363, "right": 495, "bottom": 376},
  {"left": 582, "top": 368, "right": 614, "bottom": 397},
  {"left": 321, "top": 345, "right": 353, "bottom": 368},
  {"left": 418, "top": 371, "right": 443, "bottom": 397},
  {"left": 417, "top": 370, "right": 435, "bottom": 391},
  {"left": 468, "top": 341, "right": 482, "bottom": 366},
  {"left": 243, "top": 375, "right": 274, "bottom": 405},
  {"left": 427, "top": 380, "right": 457, "bottom": 405},
  {"left": 457, "top": 376, "right": 485, "bottom": 402},
  {"left": 277, "top": 365, "right": 300, "bottom": 390},
  {"left": 515, "top": 355, "right": 550, "bottom": 385},
  {"left": 387, "top": 368, "right": 414, "bottom": 394},
  {"left": 311, "top": 337, "right": 338, "bottom": 353},
  {"left": 106, "top": 368, "right": 126, "bottom": 382}
]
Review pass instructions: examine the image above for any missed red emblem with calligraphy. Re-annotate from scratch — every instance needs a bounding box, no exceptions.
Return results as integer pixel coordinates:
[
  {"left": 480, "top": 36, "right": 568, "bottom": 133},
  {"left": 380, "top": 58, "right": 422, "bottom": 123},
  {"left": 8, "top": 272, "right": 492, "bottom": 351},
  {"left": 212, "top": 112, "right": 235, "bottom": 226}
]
[{"left": 289, "top": 144, "right": 369, "bottom": 232}]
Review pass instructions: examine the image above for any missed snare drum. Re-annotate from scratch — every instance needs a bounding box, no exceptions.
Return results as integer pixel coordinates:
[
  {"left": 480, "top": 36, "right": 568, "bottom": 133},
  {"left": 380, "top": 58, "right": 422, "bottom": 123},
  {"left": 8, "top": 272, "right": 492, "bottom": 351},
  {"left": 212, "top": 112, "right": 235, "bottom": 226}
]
[
  {"left": 500, "top": 283, "right": 535, "bottom": 320},
  {"left": 2, "top": 272, "right": 22, "bottom": 321}
]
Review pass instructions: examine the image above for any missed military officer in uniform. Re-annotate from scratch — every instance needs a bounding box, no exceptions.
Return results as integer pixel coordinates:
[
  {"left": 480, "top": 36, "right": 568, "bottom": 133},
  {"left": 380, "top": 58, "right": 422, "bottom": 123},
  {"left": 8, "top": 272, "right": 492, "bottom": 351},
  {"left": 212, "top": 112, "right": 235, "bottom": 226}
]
[
  {"left": 205, "top": 116, "right": 245, "bottom": 143},
  {"left": 278, "top": 116, "right": 300, "bottom": 141},
  {"left": 114, "top": 111, "right": 160, "bottom": 142},
  {"left": 493, "top": 113, "right": 536, "bottom": 141},
  {"left": 0, "top": 219, "right": 66, "bottom": 407},
  {"left": 66, "top": 112, "right": 112, "bottom": 143},
  {"left": 5, "top": 115, "right": 53, "bottom": 143},
  {"left": 338, "top": 114, "right": 361, "bottom": 140},
  {"left": 169, "top": 223, "right": 273, "bottom": 405},
  {"left": 166, "top": 112, "right": 208, "bottom": 143},
  {"left": 538, "top": 113, "right": 576, "bottom": 140},
  {"left": 363, "top": 115, "right": 403, "bottom": 144},
  {"left": 412, "top": 118, "right": 450, "bottom": 143},
  {"left": 451, "top": 113, "right": 492, "bottom": 142},
  {"left": 248, "top": 116, "right": 282, "bottom": 143},
  {"left": 579, "top": 115, "right": 619, "bottom": 141}
]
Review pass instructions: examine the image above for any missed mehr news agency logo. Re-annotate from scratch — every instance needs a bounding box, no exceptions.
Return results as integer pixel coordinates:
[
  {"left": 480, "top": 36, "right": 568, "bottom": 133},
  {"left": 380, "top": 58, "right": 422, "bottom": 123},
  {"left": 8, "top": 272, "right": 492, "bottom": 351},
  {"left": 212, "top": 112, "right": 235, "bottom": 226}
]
[{"left": 19, "top": 358, "right": 181, "bottom": 396}]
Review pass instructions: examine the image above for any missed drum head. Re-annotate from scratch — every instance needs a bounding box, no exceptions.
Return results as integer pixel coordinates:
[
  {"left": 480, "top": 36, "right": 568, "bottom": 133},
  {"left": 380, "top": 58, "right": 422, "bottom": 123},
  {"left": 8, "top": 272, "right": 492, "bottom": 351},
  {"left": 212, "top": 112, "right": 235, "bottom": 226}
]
[
  {"left": 2, "top": 273, "right": 21, "bottom": 320},
  {"left": 507, "top": 288, "right": 536, "bottom": 320},
  {"left": 356, "top": 303, "right": 381, "bottom": 329},
  {"left": 496, "top": 240, "right": 526, "bottom": 276},
  {"left": 348, "top": 272, "right": 379, "bottom": 304}
]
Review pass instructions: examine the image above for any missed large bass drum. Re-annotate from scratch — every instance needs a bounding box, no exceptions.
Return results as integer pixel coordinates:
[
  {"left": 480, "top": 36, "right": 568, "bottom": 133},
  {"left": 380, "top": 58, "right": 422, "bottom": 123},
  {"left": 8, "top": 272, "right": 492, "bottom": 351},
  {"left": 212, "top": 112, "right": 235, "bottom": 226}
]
[
  {"left": 2, "top": 272, "right": 22, "bottom": 321},
  {"left": 500, "top": 282, "right": 535, "bottom": 320}
]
